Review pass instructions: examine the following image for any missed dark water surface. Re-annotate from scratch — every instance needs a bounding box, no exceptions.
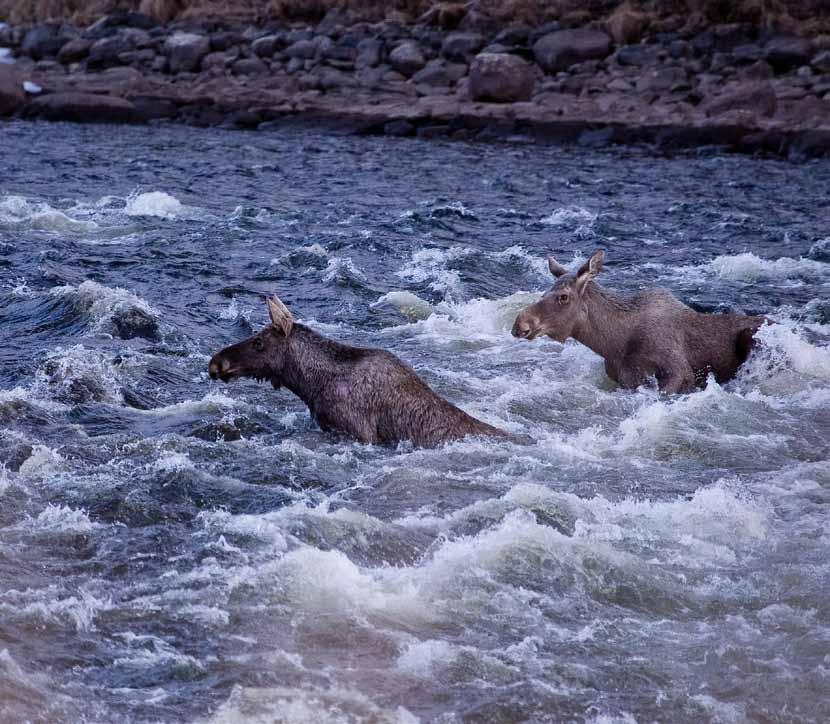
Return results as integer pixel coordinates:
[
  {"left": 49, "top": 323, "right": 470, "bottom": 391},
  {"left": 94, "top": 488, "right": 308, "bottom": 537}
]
[{"left": 1, "top": 121, "right": 829, "bottom": 723}]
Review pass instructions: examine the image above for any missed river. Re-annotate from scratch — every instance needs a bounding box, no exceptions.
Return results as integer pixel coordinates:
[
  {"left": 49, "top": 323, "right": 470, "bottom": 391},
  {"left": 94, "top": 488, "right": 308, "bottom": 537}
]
[{"left": 1, "top": 120, "right": 829, "bottom": 723}]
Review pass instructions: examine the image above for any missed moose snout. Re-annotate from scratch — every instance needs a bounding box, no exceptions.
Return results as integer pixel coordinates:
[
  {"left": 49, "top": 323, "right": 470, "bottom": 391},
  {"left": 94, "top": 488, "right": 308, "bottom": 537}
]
[
  {"left": 208, "top": 354, "right": 230, "bottom": 381},
  {"left": 511, "top": 313, "right": 538, "bottom": 340}
]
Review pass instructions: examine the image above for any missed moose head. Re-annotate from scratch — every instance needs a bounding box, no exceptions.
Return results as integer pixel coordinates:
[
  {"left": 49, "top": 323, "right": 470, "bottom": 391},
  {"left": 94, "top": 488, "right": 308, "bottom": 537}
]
[
  {"left": 208, "top": 296, "right": 295, "bottom": 389},
  {"left": 511, "top": 250, "right": 604, "bottom": 343}
]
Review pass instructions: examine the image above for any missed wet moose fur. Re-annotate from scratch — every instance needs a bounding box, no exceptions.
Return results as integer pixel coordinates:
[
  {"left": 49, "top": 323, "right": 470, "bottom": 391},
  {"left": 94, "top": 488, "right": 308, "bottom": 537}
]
[
  {"left": 209, "top": 296, "right": 508, "bottom": 447},
  {"left": 512, "top": 250, "right": 767, "bottom": 393}
]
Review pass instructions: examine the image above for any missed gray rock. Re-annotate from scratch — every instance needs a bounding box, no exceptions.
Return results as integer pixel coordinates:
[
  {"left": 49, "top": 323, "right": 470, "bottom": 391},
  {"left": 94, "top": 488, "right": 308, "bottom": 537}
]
[
  {"left": 813, "top": 50, "right": 830, "bottom": 74},
  {"left": 252, "top": 35, "right": 282, "bottom": 58},
  {"left": 533, "top": 29, "right": 611, "bottom": 74},
  {"left": 636, "top": 66, "right": 690, "bottom": 95},
  {"left": 739, "top": 60, "right": 774, "bottom": 80},
  {"left": 615, "top": 45, "right": 656, "bottom": 67},
  {"left": 232, "top": 57, "right": 268, "bottom": 75},
  {"left": 764, "top": 36, "right": 814, "bottom": 72},
  {"left": 411, "top": 59, "right": 453, "bottom": 86},
  {"left": 732, "top": 44, "right": 763, "bottom": 65},
  {"left": 284, "top": 39, "right": 317, "bottom": 60},
  {"left": 21, "top": 24, "right": 66, "bottom": 60},
  {"left": 469, "top": 53, "right": 534, "bottom": 103},
  {"left": 702, "top": 81, "right": 777, "bottom": 118},
  {"left": 164, "top": 32, "right": 210, "bottom": 74},
  {"left": 27, "top": 92, "right": 139, "bottom": 123},
  {"left": 494, "top": 24, "right": 531, "bottom": 47},
  {"left": 286, "top": 57, "right": 304, "bottom": 74},
  {"left": 210, "top": 31, "right": 246, "bottom": 52},
  {"left": 356, "top": 38, "right": 383, "bottom": 69},
  {"left": 57, "top": 38, "right": 92, "bottom": 64},
  {"left": 118, "top": 48, "right": 156, "bottom": 66},
  {"left": 389, "top": 41, "right": 425, "bottom": 77},
  {"left": 669, "top": 39, "right": 691, "bottom": 59},
  {"left": 88, "top": 32, "right": 141, "bottom": 69},
  {"left": 384, "top": 119, "right": 415, "bottom": 136},
  {"left": 0, "top": 64, "right": 24, "bottom": 115},
  {"left": 441, "top": 32, "right": 485, "bottom": 62},
  {"left": 202, "top": 51, "right": 232, "bottom": 72}
]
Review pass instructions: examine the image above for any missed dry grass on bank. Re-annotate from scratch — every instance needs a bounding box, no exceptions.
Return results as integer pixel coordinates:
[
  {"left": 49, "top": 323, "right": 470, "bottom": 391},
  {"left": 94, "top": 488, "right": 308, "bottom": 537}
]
[{"left": 0, "top": 0, "right": 823, "bottom": 31}]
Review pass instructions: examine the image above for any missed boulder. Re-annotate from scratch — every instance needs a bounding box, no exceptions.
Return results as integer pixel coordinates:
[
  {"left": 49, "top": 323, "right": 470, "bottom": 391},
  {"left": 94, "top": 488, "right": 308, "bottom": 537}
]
[
  {"left": 88, "top": 31, "right": 149, "bottom": 69},
  {"left": 252, "top": 35, "right": 283, "bottom": 58},
  {"left": 813, "top": 50, "right": 830, "bottom": 73},
  {"left": 764, "top": 36, "right": 814, "bottom": 72},
  {"left": 615, "top": 44, "right": 658, "bottom": 67},
  {"left": 0, "top": 65, "right": 25, "bottom": 116},
  {"left": 57, "top": 38, "right": 92, "bottom": 64},
  {"left": 702, "top": 81, "right": 777, "bottom": 118},
  {"left": 441, "top": 32, "right": 485, "bottom": 61},
  {"left": 210, "top": 31, "right": 246, "bottom": 52},
  {"left": 635, "top": 66, "right": 689, "bottom": 95},
  {"left": 164, "top": 32, "right": 210, "bottom": 73},
  {"left": 21, "top": 24, "right": 67, "bottom": 60},
  {"left": 606, "top": 3, "right": 649, "bottom": 45},
  {"left": 284, "top": 39, "right": 317, "bottom": 60},
  {"left": 356, "top": 38, "right": 383, "bottom": 68},
  {"left": 412, "top": 59, "right": 453, "bottom": 86},
  {"left": 232, "top": 57, "right": 268, "bottom": 75},
  {"left": 27, "top": 92, "right": 139, "bottom": 123},
  {"left": 533, "top": 29, "right": 611, "bottom": 73},
  {"left": 389, "top": 41, "right": 426, "bottom": 77},
  {"left": 469, "top": 52, "right": 534, "bottom": 102}
]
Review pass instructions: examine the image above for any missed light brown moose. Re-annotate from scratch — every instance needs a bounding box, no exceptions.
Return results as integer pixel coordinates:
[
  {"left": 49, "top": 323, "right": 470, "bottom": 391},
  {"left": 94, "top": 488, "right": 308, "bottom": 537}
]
[{"left": 512, "top": 250, "right": 767, "bottom": 393}]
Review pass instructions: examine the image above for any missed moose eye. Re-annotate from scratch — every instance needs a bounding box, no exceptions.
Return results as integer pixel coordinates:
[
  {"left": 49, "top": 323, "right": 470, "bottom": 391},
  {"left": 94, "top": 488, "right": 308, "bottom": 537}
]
[
  {"left": 558, "top": 294, "right": 570, "bottom": 305},
  {"left": 253, "top": 337, "right": 264, "bottom": 352}
]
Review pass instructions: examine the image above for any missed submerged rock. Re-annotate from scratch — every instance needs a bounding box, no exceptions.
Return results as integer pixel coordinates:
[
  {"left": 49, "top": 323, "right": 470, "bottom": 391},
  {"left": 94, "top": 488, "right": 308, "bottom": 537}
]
[
  {"left": 111, "top": 307, "right": 159, "bottom": 340},
  {"left": 27, "top": 92, "right": 139, "bottom": 123}
]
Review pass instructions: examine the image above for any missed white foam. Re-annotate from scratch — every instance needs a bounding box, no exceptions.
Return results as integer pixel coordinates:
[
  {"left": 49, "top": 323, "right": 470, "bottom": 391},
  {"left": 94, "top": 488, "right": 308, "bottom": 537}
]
[
  {"left": 749, "top": 322, "right": 830, "bottom": 381},
  {"left": 206, "top": 684, "right": 419, "bottom": 724},
  {"left": 395, "top": 246, "right": 472, "bottom": 298},
  {"left": 34, "top": 345, "right": 125, "bottom": 405},
  {"left": 18, "top": 445, "right": 64, "bottom": 481},
  {"left": 321, "top": 256, "right": 366, "bottom": 284},
  {"left": 372, "top": 291, "right": 434, "bottom": 321},
  {"left": 696, "top": 252, "right": 827, "bottom": 282},
  {"left": 50, "top": 280, "right": 159, "bottom": 335},
  {"left": 151, "top": 453, "right": 196, "bottom": 474},
  {"left": 0, "top": 195, "right": 99, "bottom": 233},
  {"left": 28, "top": 505, "right": 97, "bottom": 533},
  {"left": 396, "top": 639, "right": 456, "bottom": 677},
  {"left": 124, "top": 191, "right": 204, "bottom": 220},
  {"left": 388, "top": 292, "right": 540, "bottom": 343},
  {"left": 540, "top": 206, "right": 597, "bottom": 227}
]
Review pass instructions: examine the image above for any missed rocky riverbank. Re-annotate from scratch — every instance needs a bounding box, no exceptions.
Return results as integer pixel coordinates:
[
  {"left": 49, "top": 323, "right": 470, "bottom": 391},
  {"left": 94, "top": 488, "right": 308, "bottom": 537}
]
[{"left": 2, "top": 7, "right": 830, "bottom": 158}]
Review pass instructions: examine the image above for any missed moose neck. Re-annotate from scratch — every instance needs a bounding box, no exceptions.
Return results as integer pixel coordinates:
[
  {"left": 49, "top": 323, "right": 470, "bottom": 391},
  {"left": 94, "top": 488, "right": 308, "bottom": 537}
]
[
  {"left": 278, "top": 325, "right": 338, "bottom": 407},
  {"left": 571, "top": 283, "right": 634, "bottom": 361}
]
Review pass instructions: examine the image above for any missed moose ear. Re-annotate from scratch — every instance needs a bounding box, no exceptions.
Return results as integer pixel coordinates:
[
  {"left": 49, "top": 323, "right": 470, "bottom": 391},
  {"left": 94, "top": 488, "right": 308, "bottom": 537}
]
[
  {"left": 548, "top": 256, "right": 568, "bottom": 278},
  {"left": 575, "top": 250, "right": 604, "bottom": 294},
  {"left": 267, "top": 295, "right": 294, "bottom": 337}
]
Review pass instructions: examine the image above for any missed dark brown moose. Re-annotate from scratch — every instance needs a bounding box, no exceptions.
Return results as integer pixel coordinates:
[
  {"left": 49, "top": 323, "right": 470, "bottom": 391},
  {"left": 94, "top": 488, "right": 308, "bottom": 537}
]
[
  {"left": 512, "top": 250, "right": 767, "bottom": 394},
  {"left": 209, "top": 295, "right": 509, "bottom": 447}
]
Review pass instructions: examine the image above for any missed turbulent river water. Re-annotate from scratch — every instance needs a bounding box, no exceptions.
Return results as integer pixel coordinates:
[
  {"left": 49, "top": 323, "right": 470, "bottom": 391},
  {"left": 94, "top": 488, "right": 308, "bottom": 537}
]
[{"left": 1, "top": 120, "right": 829, "bottom": 724}]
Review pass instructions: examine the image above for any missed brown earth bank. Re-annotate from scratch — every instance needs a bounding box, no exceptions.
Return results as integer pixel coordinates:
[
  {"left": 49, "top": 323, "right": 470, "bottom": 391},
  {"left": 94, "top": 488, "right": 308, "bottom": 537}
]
[{"left": 1, "top": 1, "right": 830, "bottom": 158}]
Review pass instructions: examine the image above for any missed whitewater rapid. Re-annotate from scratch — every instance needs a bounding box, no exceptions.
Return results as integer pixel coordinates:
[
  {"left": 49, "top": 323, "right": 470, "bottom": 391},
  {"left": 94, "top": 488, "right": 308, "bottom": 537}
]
[{"left": 1, "top": 121, "right": 828, "bottom": 723}]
